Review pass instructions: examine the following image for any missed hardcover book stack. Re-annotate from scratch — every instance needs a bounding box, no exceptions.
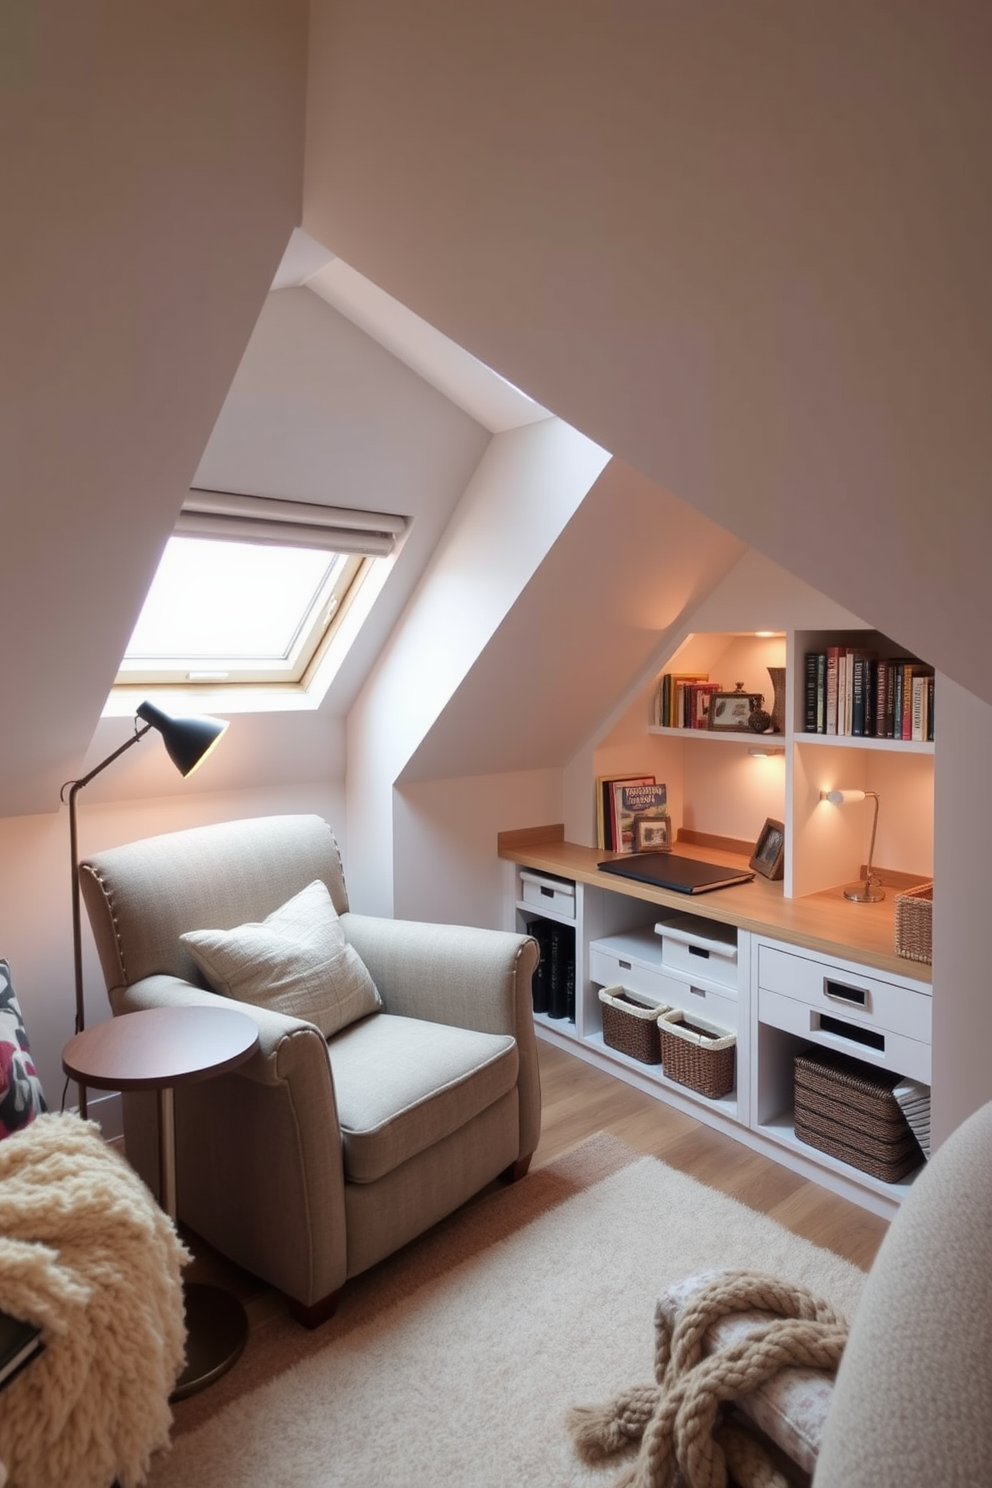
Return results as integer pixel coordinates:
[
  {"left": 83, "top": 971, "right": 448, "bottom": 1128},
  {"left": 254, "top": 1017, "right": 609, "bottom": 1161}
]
[
  {"left": 525, "top": 917, "right": 575, "bottom": 1020},
  {"left": 803, "top": 647, "right": 935, "bottom": 740},
  {"left": 654, "top": 673, "right": 723, "bottom": 730},
  {"left": 595, "top": 774, "right": 669, "bottom": 853}
]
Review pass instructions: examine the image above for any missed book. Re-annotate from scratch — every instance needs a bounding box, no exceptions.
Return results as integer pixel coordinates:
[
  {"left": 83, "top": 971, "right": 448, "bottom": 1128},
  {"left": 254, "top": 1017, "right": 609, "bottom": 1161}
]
[
  {"left": 524, "top": 917, "right": 552, "bottom": 1014},
  {"left": 616, "top": 781, "right": 668, "bottom": 853},
  {"left": 611, "top": 775, "right": 657, "bottom": 853},
  {"left": 688, "top": 682, "right": 722, "bottom": 729},
  {"left": 804, "top": 652, "right": 825, "bottom": 732},
  {"left": 825, "top": 645, "right": 842, "bottom": 734},
  {"left": 596, "top": 773, "right": 654, "bottom": 850},
  {"left": 0, "top": 1310, "right": 43, "bottom": 1392},
  {"left": 660, "top": 672, "right": 708, "bottom": 727},
  {"left": 547, "top": 921, "right": 576, "bottom": 1020}
]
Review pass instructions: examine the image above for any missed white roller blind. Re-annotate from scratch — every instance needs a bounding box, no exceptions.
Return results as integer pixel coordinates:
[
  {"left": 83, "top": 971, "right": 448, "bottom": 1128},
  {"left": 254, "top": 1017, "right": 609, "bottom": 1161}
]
[{"left": 178, "top": 489, "right": 408, "bottom": 557}]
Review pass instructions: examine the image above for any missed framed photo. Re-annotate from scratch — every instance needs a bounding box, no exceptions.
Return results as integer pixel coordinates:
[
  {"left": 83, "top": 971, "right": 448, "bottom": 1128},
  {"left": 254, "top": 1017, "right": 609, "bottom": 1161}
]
[
  {"left": 707, "top": 691, "right": 762, "bottom": 732},
  {"left": 634, "top": 815, "right": 672, "bottom": 852},
  {"left": 750, "top": 817, "right": 785, "bottom": 880}
]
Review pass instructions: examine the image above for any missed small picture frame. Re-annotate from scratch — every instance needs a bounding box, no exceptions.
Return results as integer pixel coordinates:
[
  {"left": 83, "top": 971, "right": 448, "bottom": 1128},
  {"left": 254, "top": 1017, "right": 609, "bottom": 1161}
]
[
  {"left": 707, "top": 691, "right": 762, "bottom": 732},
  {"left": 750, "top": 817, "right": 785, "bottom": 880},
  {"left": 634, "top": 815, "right": 672, "bottom": 853}
]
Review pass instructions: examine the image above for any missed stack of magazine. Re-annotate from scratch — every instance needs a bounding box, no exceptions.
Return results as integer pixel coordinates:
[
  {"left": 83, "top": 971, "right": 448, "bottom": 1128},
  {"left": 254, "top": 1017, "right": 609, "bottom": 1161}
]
[{"left": 893, "top": 1078, "right": 931, "bottom": 1159}]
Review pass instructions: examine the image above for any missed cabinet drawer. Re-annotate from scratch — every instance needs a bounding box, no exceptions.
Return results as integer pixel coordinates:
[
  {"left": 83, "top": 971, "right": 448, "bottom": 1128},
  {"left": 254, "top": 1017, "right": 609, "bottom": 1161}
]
[
  {"left": 759, "top": 986, "right": 931, "bottom": 1083},
  {"left": 757, "top": 943, "right": 931, "bottom": 1043},
  {"left": 657, "top": 914, "right": 738, "bottom": 989}
]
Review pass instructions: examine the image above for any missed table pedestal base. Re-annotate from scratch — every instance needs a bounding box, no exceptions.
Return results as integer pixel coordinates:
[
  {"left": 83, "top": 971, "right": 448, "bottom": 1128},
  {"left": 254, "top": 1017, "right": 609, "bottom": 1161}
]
[{"left": 172, "top": 1282, "right": 249, "bottom": 1401}]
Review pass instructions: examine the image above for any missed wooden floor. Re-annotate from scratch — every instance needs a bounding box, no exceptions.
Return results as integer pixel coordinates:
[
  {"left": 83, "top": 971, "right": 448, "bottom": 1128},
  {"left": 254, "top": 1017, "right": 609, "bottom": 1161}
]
[
  {"left": 184, "top": 1038, "right": 889, "bottom": 1323},
  {"left": 531, "top": 1041, "right": 889, "bottom": 1270}
]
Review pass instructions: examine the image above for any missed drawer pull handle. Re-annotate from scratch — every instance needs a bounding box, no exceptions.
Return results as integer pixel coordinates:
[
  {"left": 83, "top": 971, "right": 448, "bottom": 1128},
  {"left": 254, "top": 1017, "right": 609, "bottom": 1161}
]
[
  {"left": 540, "top": 885, "right": 554, "bottom": 898},
  {"left": 689, "top": 945, "right": 710, "bottom": 959},
  {"left": 823, "top": 978, "right": 868, "bottom": 1009},
  {"left": 817, "top": 1011, "right": 885, "bottom": 1052},
  {"left": 619, "top": 959, "right": 632, "bottom": 970},
  {"left": 689, "top": 986, "right": 707, "bottom": 999}
]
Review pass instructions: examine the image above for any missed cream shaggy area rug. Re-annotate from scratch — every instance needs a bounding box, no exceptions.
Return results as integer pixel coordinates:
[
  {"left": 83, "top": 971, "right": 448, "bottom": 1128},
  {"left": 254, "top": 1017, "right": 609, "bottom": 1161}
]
[{"left": 148, "top": 1135, "right": 868, "bottom": 1488}]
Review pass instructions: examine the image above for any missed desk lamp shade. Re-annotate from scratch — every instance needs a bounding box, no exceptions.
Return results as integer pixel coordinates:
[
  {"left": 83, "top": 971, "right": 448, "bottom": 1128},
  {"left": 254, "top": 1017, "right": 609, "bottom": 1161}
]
[
  {"left": 819, "top": 788, "right": 883, "bottom": 903},
  {"left": 62, "top": 702, "right": 229, "bottom": 1116}
]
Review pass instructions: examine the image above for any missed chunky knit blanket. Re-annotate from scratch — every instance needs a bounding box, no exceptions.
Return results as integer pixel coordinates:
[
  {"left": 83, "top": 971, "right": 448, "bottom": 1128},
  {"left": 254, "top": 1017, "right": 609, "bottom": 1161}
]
[{"left": 0, "top": 1113, "right": 189, "bottom": 1488}]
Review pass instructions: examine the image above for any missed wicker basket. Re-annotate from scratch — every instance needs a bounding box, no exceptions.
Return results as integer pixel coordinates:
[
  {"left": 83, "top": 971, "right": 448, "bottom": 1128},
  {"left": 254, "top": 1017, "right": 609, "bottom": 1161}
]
[
  {"left": 657, "top": 1009, "right": 736, "bottom": 1099},
  {"left": 598, "top": 986, "right": 670, "bottom": 1065},
  {"left": 794, "top": 1047, "right": 924, "bottom": 1182},
  {"left": 894, "top": 881, "right": 933, "bottom": 963}
]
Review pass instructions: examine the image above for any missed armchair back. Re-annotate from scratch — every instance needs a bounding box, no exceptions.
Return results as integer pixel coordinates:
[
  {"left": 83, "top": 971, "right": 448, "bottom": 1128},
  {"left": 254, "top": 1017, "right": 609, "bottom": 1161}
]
[{"left": 80, "top": 814, "right": 348, "bottom": 1001}]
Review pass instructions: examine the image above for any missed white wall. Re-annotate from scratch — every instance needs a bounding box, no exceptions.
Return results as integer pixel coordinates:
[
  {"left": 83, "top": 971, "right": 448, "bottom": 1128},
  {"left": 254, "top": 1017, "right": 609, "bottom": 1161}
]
[
  {"left": 393, "top": 770, "right": 563, "bottom": 928},
  {"left": 345, "top": 418, "right": 610, "bottom": 914},
  {"left": 932, "top": 680, "right": 992, "bottom": 1146},
  {"left": 306, "top": 1, "right": 992, "bottom": 706}
]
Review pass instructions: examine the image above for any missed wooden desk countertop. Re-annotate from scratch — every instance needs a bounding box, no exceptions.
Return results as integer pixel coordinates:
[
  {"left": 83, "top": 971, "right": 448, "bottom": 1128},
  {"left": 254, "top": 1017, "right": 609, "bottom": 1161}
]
[{"left": 498, "top": 826, "right": 932, "bottom": 987}]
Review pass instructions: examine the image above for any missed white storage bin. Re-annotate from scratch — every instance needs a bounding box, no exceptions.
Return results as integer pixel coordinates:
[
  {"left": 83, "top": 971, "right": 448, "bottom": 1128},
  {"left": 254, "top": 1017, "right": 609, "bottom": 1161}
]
[
  {"left": 655, "top": 913, "right": 738, "bottom": 990},
  {"left": 589, "top": 929, "right": 667, "bottom": 1006},
  {"left": 520, "top": 870, "right": 576, "bottom": 920}
]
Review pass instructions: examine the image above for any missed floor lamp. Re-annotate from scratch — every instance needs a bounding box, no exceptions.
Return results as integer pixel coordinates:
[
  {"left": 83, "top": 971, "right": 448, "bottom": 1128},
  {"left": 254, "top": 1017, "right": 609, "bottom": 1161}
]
[{"left": 61, "top": 701, "right": 228, "bottom": 1117}]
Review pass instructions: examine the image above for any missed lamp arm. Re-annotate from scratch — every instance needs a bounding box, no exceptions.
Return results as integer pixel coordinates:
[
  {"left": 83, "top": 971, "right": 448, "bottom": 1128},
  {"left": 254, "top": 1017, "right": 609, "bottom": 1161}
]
[
  {"left": 60, "top": 721, "right": 152, "bottom": 1116},
  {"left": 863, "top": 790, "right": 881, "bottom": 888}
]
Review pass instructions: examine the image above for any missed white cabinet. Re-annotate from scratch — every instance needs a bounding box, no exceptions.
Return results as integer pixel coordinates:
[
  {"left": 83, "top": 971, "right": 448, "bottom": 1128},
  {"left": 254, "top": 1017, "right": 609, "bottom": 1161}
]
[
  {"left": 752, "top": 935, "right": 931, "bottom": 1206},
  {"left": 507, "top": 851, "right": 931, "bottom": 1217}
]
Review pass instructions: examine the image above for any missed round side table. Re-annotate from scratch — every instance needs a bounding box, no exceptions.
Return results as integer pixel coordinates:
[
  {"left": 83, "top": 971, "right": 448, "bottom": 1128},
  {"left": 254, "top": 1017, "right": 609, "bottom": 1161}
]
[{"left": 62, "top": 1004, "right": 260, "bottom": 1400}]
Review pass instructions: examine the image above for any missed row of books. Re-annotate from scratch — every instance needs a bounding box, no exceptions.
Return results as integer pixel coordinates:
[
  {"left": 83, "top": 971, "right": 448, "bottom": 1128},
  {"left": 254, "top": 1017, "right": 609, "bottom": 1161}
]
[
  {"left": 803, "top": 649, "right": 935, "bottom": 741},
  {"left": 653, "top": 673, "right": 722, "bottom": 730},
  {"left": 526, "top": 917, "right": 575, "bottom": 1020},
  {"left": 596, "top": 774, "right": 669, "bottom": 852}
]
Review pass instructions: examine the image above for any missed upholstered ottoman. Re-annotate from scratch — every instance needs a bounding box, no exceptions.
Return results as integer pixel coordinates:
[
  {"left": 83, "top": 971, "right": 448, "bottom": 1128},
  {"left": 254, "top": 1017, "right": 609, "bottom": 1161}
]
[{"left": 657, "top": 1270, "right": 837, "bottom": 1485}]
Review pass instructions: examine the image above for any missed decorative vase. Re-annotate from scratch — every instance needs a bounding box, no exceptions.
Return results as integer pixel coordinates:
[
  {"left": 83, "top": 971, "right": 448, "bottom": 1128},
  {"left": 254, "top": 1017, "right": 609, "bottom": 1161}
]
[{"left": 767, "top": 666, "right": 787, "bottom": 733}]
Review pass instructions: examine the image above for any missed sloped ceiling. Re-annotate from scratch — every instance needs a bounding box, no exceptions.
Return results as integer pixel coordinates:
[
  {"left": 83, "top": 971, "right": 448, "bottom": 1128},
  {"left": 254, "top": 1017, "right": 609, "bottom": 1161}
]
[
  {"left": 0, "top": 1, "right": 308, "bottom": 817},
  {"left": 401, "top": 458, "right": 745, "bottom": 782},
  {"left": 304, "top": 0, "right": 992, "bottom": 706}
]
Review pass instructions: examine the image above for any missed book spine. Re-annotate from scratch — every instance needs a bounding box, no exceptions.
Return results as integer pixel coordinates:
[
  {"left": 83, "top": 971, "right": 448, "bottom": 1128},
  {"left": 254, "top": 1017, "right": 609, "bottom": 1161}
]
[
  {"left": 901, "top": 663, "right": 914, "bottom": 740},
  {"left": 874, "top": 660, "right": 890, "bottom": 738},
  {"left": 815, "top": 652, "right": 826, "bottom": 733},
  {"left": 892, "top": 665, "right": 904, "bottom": 740},
  {"left": 804, "top": 652, "right": 819, "bottom": 732},
  {"left": 825, "top": 646, "right": 841, "bottom": 735},
  {"left": 525, "top": 918, "right": 551, "bottom": 1014},
  {"left": 852, "top": 654, "right": 866, "bottom": 736},
  {"left": 927, "top": 675, "right": 935, "bottom": 741}
]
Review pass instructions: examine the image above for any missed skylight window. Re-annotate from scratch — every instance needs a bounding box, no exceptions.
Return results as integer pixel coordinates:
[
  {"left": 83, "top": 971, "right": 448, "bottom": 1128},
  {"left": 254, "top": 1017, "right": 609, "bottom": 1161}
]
[{"left": 114, "top": 490, "right": 406, "bottom": 695}]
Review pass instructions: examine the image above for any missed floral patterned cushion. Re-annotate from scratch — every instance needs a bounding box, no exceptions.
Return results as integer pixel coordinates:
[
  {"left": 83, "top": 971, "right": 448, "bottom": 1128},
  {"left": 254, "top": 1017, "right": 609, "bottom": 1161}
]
[
  {"left": 657, "top": 1270, "right": 835, "bottom": 1477},
  {"left": 0, "top": 959, "right": 48, "bottom": 1138}
]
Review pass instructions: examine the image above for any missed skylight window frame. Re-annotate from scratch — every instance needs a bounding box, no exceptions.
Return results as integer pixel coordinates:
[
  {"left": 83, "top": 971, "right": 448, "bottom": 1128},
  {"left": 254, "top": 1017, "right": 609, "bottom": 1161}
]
[{"left": 111, "top": 490, "right": 406, "bottom": 698}]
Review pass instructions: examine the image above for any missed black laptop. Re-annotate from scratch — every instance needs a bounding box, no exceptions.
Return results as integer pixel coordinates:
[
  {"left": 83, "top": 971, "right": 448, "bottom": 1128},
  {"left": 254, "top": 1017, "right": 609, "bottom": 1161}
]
[{"left": 597, "top": 852, "right": 755, "bottom": 895}]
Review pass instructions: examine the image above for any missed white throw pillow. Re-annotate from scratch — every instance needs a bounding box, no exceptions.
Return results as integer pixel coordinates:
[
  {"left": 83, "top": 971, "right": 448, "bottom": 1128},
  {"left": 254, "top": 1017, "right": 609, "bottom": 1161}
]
[{"left": 180, "top": 879, "right": 381, "bottom": 1037}]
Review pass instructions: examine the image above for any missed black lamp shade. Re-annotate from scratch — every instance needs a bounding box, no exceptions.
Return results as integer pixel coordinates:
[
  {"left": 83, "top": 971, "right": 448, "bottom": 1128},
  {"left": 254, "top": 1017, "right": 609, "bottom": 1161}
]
[{"left": 136, "top": 701, "right": 229, "bottom": 777}]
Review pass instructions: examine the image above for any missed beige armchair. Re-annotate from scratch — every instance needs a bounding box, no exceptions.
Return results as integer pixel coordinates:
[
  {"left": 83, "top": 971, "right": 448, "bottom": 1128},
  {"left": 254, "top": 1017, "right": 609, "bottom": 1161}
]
[{"left": 79, "top": 814, "right": 540, "bottom": 1327}]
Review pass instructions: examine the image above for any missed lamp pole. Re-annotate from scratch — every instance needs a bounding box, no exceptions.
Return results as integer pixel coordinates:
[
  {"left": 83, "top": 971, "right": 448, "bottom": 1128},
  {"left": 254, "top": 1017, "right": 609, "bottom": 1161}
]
[
  {"left": 60, "top": 704, "right": 228, "bottom": 1119},
  {"left": 62, "top": 721, "right": 153, "bottom": 1117}
]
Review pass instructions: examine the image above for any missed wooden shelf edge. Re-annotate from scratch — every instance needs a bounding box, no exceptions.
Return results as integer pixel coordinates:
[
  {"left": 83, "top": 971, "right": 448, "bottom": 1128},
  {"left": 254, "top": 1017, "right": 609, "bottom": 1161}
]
[{"left": 498, "top": 823, "right": 565, "bottom": 853}]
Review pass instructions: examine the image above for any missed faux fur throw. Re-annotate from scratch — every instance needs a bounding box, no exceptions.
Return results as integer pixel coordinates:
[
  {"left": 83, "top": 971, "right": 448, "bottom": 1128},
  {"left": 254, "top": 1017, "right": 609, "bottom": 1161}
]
[{"left": 0, "top": 1112, "right": 189, "bottom": 1488}]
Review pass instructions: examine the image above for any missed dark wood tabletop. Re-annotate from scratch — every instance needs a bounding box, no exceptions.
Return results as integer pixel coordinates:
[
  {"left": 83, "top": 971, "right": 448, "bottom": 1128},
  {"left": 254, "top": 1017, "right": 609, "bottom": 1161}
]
[{"left": 62, "top": 1005, "right": 260, "bottom": 1092}]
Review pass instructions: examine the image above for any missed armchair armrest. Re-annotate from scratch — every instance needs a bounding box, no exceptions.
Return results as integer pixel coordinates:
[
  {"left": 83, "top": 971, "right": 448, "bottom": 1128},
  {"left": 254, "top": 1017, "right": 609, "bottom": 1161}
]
[
  {"left": 113, "top": 974, "right": 333, "bottom": 1089},
  {"left": 340, "top": 915, "right": 538, "bottom": 1034}
]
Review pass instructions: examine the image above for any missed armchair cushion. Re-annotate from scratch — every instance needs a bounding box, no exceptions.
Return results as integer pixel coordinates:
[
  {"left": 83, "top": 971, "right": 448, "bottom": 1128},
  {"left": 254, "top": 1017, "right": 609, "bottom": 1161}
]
[
  {"left": 181, "top": 879, "right": 382, "bottom": 1038},
  {"left": 329, "top": 1013, "right": 519, "bottom": 1183}
]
